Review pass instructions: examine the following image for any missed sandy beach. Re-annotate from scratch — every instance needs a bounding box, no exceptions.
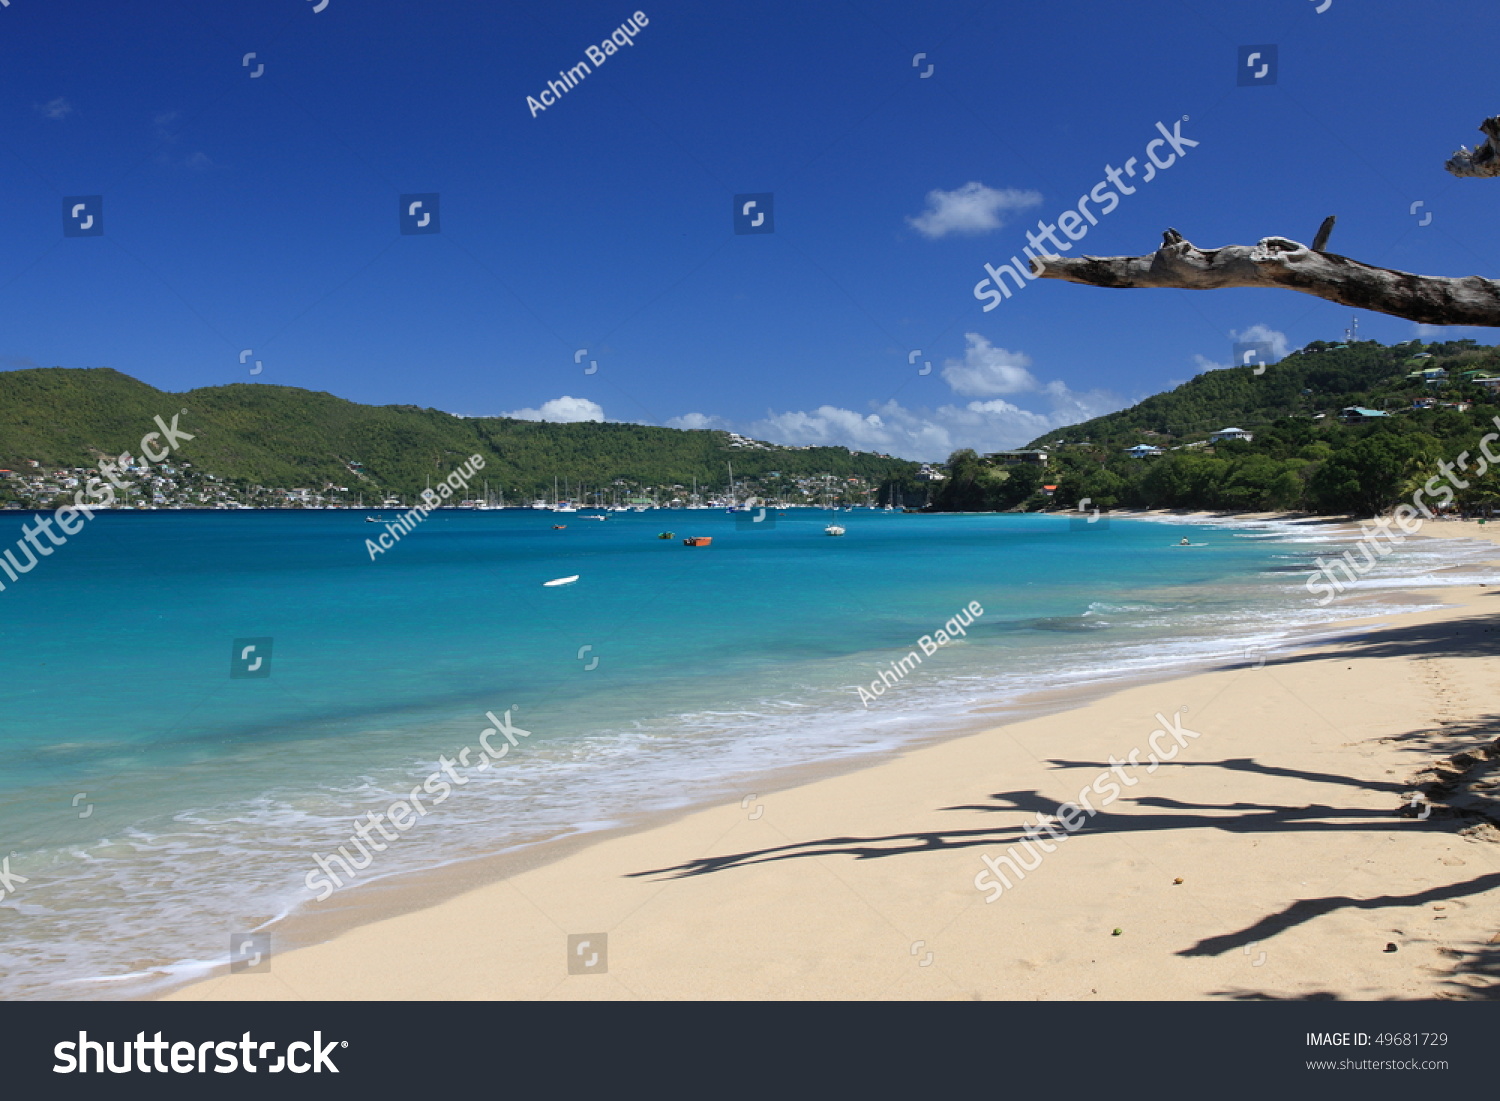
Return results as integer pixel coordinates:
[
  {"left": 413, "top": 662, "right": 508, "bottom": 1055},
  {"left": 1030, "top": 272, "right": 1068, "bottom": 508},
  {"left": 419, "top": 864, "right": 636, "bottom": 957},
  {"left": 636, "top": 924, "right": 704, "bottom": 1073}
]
[{"left": 167, "top": 517, "right": 1500, "bottom": 1001}]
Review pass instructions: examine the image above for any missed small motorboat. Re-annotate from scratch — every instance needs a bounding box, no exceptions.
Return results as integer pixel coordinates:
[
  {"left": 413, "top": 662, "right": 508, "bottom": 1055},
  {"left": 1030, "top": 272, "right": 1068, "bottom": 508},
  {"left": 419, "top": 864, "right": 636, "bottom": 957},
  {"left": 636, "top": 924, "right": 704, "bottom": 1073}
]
[
  {"left": 552, "top": 524, "right": 567, "bottom": 530},
  {"left": 824, "top": 525, "right": 846, "bottom": 536},
  {"left": 682, "top": 536, "right": 712, "bottom": 547},
  {"left": 543, "top": 575, "right": 579, "bottom": 587},
  {"left": 658, "top": 532, "right": 675, "bottom": 539}
]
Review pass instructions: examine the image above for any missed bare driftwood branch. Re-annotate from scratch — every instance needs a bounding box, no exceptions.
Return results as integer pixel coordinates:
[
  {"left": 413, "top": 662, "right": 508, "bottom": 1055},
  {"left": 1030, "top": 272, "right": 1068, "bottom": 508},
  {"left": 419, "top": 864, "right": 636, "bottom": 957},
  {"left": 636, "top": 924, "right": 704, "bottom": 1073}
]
[
  {"left": 1037, "top": 115, "right": 1499, "bottom": 327},
  {"left": 1031, "top": 229, "right": 1500, "bottom": 327},
  {"left": 1311, "top": 215, "right": 1336, "bottom": 252},
  {"left": 1447, "top": 114, "right": 1500, "bottom": 178}
]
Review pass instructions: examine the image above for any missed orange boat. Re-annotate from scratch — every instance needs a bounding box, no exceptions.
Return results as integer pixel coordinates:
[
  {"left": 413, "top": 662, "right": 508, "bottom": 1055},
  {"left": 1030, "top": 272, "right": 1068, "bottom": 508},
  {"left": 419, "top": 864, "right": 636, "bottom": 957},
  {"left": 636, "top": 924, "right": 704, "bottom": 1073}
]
[
  {"left": 682, "top": 536, "right": 712, "bottom": 547},
  {"left": 552, "top": 524, "right": 567, "bottom": 529}
]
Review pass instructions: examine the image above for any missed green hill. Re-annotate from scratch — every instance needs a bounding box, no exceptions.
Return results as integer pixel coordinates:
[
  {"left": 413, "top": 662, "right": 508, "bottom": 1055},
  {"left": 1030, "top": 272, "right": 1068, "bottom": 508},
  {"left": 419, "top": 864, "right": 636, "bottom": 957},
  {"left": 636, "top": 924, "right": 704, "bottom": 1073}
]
[
  {"left": 929, "top": 338, "right": 1500, "bottom": 517},
  {"left": 0, "top": 368, "right": 915, "bottom": 505},
  {"left": 1026, "top": 339, "right": 1500, "bottom": 449}
]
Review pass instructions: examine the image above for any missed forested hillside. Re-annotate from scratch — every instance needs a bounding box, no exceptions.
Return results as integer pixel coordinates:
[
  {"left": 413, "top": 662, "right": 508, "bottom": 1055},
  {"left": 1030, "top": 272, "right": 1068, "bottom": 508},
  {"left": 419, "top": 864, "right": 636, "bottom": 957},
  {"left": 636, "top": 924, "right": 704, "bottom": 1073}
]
[
  {"left": 930, "top": 339, "right": 1500, "bottom": 516},
  {"left": 0, "top": 368, "right": 915, "bottom": 502}
]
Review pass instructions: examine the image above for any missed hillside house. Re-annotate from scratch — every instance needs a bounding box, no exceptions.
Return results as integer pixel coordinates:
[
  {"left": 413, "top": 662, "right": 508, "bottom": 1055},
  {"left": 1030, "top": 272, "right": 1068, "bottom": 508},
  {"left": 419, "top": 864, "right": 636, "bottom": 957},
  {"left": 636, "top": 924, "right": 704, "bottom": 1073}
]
[
  {"left": 985, "top": 449, "right": 1049, "bottom": 465},
  {"left": 1408, "top": 366, "right": 1449, "bottom": 385}
]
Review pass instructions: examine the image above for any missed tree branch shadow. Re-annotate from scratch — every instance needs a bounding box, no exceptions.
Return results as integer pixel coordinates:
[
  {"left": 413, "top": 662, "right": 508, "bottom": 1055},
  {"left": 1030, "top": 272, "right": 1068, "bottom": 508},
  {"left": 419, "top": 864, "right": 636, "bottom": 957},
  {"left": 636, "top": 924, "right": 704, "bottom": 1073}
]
[
  {"left": 1176, "top": 872, "right": 1500, "bottom": 958},
  {"left": 626, "top": 790, "right": 1446, "bottom": 882},
  {"left": 621, "top": 673, "right": 1500, "bottom": 995}
]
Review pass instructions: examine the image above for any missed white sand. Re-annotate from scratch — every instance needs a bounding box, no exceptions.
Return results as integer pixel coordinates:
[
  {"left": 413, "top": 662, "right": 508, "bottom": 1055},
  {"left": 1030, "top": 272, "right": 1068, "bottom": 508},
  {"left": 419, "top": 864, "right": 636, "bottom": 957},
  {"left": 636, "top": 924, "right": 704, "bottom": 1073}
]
[{"left": 168, "top": 525, "right": 1500, "bottom": 1001}]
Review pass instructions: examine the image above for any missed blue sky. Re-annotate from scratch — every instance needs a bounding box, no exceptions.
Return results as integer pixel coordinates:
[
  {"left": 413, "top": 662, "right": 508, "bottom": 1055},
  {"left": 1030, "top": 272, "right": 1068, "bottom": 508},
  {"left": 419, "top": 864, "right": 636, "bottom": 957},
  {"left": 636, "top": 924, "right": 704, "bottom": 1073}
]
[{"left": 2, "top": 0, "right": 1496, "bottom": 461}]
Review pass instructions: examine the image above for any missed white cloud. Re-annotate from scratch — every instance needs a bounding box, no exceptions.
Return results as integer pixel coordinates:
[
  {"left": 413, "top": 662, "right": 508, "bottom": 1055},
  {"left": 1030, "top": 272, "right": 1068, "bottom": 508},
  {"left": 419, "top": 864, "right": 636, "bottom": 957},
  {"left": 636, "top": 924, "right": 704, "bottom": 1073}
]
[
  {"left": 35, "top": 98, "right": 72, "bottom": 120},
  {"left": 745, "top": 391, "right": 1121, "bottom": 462},
  {"left": 465, "top": 350, "right": 1125, "bottom": 457},
  {"left": 1193, "top": 323, "right": 1291, "bottom": 372},
  {"left": 732, "top": 336, "right": 1123, "bottom": 460},
  {"left": 940, "top": 333, "right": 1039, "bottom": 396},
  {"left": 502, "top": 396, "right": 605, "bottom": 423},
  {"left": 1233, "top": 324, "right": 1290, "bottom": 359},
  {"left": 906, "top": 182, "right": 1042, "bottom": 239},
  {"left": 1037, "top": 379, "right": 1124, "bottom": 424},
  {"left": 664, "top": 412, "right": 729, "bottom": 431}
]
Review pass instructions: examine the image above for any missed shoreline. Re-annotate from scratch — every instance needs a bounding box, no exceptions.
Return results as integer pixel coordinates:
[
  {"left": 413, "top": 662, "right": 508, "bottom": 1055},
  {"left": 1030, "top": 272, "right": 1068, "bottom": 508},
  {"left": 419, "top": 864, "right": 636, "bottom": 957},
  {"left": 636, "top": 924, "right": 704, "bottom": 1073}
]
[
  {"left": 160, "top": 517, "right": 1500, "bottom": 1001},
  {"left": 139, "top": 621, "right": 1349, "bottom": 1000}
]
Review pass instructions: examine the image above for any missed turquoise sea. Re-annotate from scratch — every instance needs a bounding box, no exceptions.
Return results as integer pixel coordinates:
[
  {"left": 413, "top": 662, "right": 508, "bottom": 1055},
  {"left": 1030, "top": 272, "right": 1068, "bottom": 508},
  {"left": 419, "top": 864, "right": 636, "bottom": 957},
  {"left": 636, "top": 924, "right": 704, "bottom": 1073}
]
[{"left": 0, "top": 508, "right": 1495, "bottom": 998}]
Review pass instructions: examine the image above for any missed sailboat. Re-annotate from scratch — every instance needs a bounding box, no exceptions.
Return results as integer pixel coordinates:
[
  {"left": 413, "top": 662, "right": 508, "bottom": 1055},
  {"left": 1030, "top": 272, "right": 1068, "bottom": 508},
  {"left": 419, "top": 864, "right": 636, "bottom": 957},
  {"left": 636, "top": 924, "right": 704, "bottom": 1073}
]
[
  {"left": 579, "top": 484, "right": 608, "bottom": 518},
  {"left": 724, "top": 461, "right": 752, "bottom": 513}
]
